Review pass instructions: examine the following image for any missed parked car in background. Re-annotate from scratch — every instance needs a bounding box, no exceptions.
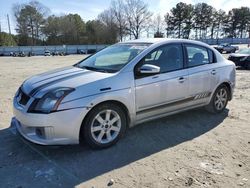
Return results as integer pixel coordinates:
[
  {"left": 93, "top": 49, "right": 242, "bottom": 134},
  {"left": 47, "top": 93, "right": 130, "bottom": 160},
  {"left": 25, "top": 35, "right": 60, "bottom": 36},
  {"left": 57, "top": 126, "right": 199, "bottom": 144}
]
[
  {"left": 10, "top": 52, "right": 17, "bottom": 57},
  {"left": 214, "top": 43, "right": 239, "bottom": 54},
  {"left": 28, "top": 52, "right": 35, "bottom": 57},
  {"left": 44, "top": 50, "right": 51, "bottom": 56},
  {"left": 52, "top": 51, "right": 59, "bottom": 56},
  {"left": 11, "top": 38, "right": 236, "bottom": 149},
  {"left": 59, "top": 52, "right": 67, "bottom": 56},
  {"left": 77, "top": 49, "right": 87, "bottom": 54},
  {"left": 228, "top": 48, "right": 250, "bottom": 69},
  {"left": 18, "top": 51, "right": 26, "bottom": 57}
]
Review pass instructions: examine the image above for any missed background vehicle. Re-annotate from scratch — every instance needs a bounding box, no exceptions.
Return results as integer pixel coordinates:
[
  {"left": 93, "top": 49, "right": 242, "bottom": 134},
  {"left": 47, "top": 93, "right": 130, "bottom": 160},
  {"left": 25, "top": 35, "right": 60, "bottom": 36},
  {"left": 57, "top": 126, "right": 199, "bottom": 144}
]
[
  {"left": 10, "top": 52, "right": 17, "bottom": 57},
  {"left": 214, "top": 43, "right": 239, "bottom": 53},
  {"left": 18, "top": 51, "right": 25, "bottom": 57},
  {"left": 228, "top": 48, "right": 250, "bottom": 69},
  {"left": 12, "top": 39, "right": 236, "bottom": 149},
  {"left": 52, "top": 51, "right": 59, "bottom": 56},
  {"left": 44, "top": 50, "right": 51, "bottom": 56},
  {"left": 77, "top": 49, "right": 87, "bottom": 54},
  {"left": 28, "top": 52, "right": 35, "bottom": 57}
]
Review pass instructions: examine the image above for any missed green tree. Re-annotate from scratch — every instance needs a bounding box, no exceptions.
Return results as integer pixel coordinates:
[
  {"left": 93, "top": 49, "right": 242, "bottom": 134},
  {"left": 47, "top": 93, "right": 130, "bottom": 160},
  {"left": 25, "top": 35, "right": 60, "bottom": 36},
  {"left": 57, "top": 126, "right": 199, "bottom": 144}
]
[
  {"left": 237, "top": 7, "right": 250, "bottom": 38},
  {"left": 13, "top": 1, "right": 49, "bottom": 45},
  {"left": 164, "top": 13, "right": 175, "bottom": 38},
  {"left": 85, "top": 20, "right": 107, "bottom": 44},
  {"left": 193, "top": 3, "right": 213, "bottom": 39},
  {"left": 43, "top": 14, "right": 85, "bottom": 45},
  {"left": 214, "top": 9, "right": 227, "bottom": 39},
  {"left": 166, "top": 2, "right": 193, "bottom": 38},
  {"left": 0, "top": 32, "right": 17, "bottom": 46}
]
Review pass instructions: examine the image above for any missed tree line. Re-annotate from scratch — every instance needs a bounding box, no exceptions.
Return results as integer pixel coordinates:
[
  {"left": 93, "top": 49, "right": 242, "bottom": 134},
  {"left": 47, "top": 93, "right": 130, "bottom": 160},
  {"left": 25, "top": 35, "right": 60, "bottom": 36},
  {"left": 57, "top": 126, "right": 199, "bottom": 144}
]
[{"left": 0, "top": 0, "right": 249, "bottom": 46}]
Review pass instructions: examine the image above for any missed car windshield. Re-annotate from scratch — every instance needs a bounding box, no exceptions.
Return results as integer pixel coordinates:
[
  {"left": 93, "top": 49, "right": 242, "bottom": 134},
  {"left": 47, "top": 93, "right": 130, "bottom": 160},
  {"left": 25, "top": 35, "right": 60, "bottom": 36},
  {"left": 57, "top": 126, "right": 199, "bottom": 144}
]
[
  {"left": 237, "top": 48, "right": 250, "bottom": 54},
  {"left": 220, "top": 43, "right": 229, "bottom": 46},
  {"left": 75, "top": 43, "right": 151, "bottom": 73}
]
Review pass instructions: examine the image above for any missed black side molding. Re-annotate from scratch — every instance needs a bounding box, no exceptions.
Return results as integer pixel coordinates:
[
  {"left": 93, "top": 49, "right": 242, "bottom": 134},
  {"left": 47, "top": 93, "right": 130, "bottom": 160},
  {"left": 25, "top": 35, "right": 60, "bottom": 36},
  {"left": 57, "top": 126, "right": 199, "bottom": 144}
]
[{"left": 100, "top": 87, "right": 111, "bottom": 91}]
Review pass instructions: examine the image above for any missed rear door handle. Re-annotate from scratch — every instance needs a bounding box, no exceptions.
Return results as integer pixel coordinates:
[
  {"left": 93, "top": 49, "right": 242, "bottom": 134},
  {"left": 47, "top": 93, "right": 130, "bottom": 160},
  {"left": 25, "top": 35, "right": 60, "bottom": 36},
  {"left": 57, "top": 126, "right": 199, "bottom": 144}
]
[
  {"left": 178, "top": 77, "right": 186, "bottom": 83},
  {"left": 211, "top": 70, "right": 217, "bottom": 75}
]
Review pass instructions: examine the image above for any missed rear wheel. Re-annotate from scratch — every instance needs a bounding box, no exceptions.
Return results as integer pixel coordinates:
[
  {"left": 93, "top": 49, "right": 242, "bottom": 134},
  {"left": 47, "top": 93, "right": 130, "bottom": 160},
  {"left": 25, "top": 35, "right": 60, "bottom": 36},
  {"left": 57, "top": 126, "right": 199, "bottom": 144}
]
[
  {"left": 205, "top": 85, "right": 229, "bottom": 113},
  {"left": 81, "top": 103, "right": 127, "bottom": 149}
]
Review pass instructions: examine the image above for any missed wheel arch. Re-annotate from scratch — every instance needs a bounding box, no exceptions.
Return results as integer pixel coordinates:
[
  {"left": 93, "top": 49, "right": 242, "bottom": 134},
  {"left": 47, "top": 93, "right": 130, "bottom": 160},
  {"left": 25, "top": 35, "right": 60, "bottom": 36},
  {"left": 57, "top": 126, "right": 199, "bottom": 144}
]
[
  {"left": 79, "top": 100, "right": 131, "bottom": 143},
  {"left": 220, "top": 82, "right": 232, "bottom": 100},
  {"left": 211, "top": 81, "right": 232, "bottom": 102}
]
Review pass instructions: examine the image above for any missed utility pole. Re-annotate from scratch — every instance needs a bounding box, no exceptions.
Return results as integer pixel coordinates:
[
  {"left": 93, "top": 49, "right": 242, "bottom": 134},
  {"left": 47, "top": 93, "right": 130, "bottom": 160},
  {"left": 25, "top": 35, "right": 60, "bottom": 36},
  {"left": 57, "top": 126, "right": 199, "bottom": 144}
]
[{"left": 7, "top": 14, "right": 11, "bottom": 35}]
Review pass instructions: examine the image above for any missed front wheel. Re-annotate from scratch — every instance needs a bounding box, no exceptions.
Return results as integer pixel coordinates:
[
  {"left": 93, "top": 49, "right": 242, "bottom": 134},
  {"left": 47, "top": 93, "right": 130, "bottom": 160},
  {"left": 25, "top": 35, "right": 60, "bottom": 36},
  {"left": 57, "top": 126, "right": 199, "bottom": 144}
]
[
  {"left": 205, "top": 85, "right": 229, "bottom": 113},
  {"left": 231, "top": 49, "right": 236, "bottom": 53},
  {"left": 81, "top": 103, "right": 127, "bottom": 149}
]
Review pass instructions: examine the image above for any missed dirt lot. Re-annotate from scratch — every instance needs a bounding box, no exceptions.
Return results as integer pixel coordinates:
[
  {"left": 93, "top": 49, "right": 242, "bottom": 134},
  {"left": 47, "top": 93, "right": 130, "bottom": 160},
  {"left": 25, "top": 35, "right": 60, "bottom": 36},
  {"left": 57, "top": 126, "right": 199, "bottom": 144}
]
[{"left": 0, "top": 54, "right": 249, "bottom": 188}]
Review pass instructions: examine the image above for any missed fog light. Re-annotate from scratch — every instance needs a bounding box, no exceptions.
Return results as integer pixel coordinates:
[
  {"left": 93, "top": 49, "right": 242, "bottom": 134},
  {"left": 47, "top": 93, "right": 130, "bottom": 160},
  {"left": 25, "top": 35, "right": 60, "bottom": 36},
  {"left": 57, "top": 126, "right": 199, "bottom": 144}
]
[{"left": 35, "top": 128, "right": 45, "bottom": 139}]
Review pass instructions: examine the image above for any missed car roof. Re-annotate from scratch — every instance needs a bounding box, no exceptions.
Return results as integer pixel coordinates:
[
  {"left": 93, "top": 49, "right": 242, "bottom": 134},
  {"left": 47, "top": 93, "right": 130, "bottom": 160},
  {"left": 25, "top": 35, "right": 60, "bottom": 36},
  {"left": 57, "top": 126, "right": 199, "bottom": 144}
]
[{"left": 121, "top": 38, "right": 211, "bottom": 48}]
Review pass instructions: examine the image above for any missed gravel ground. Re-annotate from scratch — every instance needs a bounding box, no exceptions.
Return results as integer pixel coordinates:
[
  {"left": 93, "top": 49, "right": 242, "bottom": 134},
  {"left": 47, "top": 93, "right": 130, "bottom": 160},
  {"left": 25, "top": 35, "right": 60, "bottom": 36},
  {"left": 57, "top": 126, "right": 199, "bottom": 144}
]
[{"left": 0, "top": 53, "right": 249, "bottom": 188}]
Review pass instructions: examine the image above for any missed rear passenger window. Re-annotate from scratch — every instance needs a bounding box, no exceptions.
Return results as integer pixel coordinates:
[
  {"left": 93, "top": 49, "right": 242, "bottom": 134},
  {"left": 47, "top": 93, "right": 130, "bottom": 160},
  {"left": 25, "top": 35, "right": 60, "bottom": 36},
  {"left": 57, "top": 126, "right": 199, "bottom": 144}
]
[{"left": 186, "top": 45, "right": 209, "bottom": 67}]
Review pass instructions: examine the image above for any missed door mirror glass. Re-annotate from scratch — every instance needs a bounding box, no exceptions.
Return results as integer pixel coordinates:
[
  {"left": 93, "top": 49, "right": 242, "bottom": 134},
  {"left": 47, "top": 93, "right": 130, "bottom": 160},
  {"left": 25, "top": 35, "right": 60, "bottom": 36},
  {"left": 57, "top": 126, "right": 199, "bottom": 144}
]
[{"left": 139, "top": 64, "right": 160, "bottom": 74}]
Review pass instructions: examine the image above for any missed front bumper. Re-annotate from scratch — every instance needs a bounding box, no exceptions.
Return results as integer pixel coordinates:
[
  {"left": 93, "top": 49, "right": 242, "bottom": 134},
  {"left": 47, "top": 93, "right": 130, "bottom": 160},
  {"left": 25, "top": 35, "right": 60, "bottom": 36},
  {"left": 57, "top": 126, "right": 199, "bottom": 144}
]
[
  {"left": 12, "top": 102, "right": 89, "bottom": 145},
  {"left": 228, "top": 57, "right": 250, "bottom": 67}
]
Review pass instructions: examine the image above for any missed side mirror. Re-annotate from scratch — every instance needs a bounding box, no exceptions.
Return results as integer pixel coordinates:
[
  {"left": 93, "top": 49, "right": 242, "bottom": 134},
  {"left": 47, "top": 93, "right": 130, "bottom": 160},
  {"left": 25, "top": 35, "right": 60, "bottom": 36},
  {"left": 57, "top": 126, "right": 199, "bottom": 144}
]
[{"left": 139, "top": 64, "right": 160, "bottom": 74}]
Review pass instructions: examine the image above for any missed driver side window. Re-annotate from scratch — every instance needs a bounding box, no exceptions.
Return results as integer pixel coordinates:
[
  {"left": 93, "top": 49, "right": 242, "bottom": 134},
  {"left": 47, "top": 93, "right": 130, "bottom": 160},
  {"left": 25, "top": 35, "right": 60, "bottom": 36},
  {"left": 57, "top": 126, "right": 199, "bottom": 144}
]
[{"left": 139, "top": 44, "right": 184, "bottom": 74}]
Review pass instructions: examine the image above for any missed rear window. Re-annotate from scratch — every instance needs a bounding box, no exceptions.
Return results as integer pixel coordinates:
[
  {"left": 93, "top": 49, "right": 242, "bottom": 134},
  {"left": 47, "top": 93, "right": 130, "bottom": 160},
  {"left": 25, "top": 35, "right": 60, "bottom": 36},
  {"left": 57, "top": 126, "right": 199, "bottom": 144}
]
[{"left": 208, "top": 49, "right": 217, "bottom": 63}]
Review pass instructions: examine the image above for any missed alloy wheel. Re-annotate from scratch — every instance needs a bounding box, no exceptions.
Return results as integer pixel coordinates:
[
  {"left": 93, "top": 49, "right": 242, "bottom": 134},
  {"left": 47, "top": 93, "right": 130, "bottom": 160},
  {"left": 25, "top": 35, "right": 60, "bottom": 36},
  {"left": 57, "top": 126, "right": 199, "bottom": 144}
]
[
  {"left": 90, "top": 109, "right": 121, "bottom": 144},
  {"left": 214, "top": 88, "right": 228, "bottom": 111}
]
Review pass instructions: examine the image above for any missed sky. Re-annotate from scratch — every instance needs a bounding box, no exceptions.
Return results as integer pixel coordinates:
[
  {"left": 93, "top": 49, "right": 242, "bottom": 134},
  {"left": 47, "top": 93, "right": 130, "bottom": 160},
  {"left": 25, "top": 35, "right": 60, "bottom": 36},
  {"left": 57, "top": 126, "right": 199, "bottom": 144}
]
[{"left": 0, "top": 0, "right": 249, "bottom": 34}]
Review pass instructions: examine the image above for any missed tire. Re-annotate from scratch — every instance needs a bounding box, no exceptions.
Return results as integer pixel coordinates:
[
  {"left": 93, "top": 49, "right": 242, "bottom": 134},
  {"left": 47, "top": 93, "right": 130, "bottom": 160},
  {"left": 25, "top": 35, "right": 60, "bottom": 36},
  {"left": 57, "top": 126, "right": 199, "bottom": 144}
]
[
  {"left": 205, "top": 84, "right": 229, "bottom": 114},
  {"left": 81, "top": 103, "right": 127, "bottom": 149},
  {"left": 231, "top": 49, "right": 236, "bottom": 53}
]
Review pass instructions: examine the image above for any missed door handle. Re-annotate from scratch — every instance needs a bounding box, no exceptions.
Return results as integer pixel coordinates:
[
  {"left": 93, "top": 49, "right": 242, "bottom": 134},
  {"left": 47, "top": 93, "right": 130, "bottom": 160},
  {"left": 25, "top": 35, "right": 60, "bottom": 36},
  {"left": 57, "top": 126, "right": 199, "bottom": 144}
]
[
  {"left": 211, "top": 70, "right": 217, "bottom": 75},
  {"left": 178, "top": 77, "right": 186, "bottom": 83}
]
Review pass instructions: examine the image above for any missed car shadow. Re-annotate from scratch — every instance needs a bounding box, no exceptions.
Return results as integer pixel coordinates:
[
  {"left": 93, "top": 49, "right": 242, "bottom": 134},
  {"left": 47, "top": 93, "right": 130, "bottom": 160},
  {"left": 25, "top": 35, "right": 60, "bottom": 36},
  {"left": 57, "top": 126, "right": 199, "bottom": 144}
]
[{"left": 1, "top": 108, "right": 229, "bottom": 187}]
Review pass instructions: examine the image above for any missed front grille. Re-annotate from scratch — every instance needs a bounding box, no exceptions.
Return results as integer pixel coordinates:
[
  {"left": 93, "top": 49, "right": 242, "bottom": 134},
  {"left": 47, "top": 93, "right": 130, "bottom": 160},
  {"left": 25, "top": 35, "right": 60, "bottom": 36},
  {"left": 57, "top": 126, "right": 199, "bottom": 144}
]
[{"left": 17, "top": 89, "right": 30, "bottom": 106}]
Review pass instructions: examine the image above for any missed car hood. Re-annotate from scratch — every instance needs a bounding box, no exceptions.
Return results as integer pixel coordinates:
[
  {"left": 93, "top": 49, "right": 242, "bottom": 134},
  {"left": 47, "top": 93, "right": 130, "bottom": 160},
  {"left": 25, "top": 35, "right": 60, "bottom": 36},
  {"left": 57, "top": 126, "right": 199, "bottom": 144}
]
[
  {"left": 215, "top": 46, "right": 223, "bottom": 49},
  {"left": 230, "top": 53, "right": 249, "bottom": 57},
  {"left": 22, "top": 66, "right": 114, "bottom": 97}
]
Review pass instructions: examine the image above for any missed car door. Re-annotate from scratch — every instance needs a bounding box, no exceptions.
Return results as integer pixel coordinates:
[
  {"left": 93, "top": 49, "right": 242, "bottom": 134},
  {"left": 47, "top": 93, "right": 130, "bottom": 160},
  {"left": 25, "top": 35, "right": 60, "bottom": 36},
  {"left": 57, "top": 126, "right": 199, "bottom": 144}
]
[
  {"left": 184, "top": 44, "right": 214, "bottom": 105},
  {"left": 134, "top": 44, "right": 189, "bottom": 120},
  {"left": 223, "top": 44, "right": 232, "bottom": 53}
]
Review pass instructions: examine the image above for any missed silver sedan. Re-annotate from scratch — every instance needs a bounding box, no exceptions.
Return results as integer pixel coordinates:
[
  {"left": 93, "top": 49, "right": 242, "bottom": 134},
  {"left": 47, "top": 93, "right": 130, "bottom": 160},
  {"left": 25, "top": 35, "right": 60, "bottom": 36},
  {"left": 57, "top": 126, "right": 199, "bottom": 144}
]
[{"left": 11, "top": 38, "right": 236, "bottom": 149}]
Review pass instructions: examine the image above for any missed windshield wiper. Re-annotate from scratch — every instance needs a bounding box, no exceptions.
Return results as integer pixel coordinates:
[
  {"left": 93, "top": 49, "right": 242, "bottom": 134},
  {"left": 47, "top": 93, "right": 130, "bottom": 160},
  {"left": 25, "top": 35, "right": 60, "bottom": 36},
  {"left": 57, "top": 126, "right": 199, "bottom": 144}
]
[{"left": 77, "top": 65, "right": 116, "bottom": 73}]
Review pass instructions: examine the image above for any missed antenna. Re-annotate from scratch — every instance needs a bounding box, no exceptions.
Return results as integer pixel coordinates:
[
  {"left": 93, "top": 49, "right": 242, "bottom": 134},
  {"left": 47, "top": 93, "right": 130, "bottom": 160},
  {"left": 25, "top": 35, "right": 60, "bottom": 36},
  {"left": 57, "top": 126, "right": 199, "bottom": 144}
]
[{"left": 7, "top": 14, "right": 11, "bottom": 35}]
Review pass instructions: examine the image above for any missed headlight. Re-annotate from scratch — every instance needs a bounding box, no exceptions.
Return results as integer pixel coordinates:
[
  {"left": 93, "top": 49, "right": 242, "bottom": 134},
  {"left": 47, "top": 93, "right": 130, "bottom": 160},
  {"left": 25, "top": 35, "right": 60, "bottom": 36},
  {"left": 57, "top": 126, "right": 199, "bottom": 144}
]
[{"left": 29, "top": 88, "right": 74, "bottom": 113}]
